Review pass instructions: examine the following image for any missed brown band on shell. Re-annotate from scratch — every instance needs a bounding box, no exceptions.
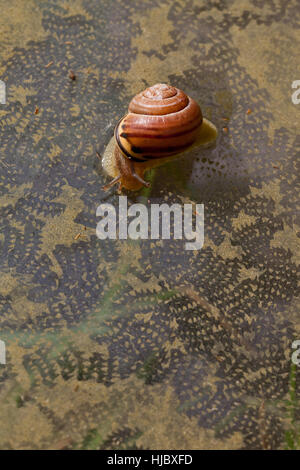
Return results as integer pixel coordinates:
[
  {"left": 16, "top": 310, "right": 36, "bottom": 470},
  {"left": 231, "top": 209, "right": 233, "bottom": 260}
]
[{"left": 114, "top": 119, "right": 147, "bottom": 162}]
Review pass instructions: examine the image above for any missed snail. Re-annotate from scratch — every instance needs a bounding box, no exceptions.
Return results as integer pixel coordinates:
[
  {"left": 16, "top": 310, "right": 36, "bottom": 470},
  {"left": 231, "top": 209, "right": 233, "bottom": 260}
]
[{"left": 101, "top": 83, "right": 217, "bottom": 191}]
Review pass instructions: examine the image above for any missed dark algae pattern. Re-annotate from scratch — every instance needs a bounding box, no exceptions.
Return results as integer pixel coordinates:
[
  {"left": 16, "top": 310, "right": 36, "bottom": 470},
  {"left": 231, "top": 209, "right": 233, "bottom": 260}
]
[{"left": 0, "top": 0, "right": 299, "bottom": 449}]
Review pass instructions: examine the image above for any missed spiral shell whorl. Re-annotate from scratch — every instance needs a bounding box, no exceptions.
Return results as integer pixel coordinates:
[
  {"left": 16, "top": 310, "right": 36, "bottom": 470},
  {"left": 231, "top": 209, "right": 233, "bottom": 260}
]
[
  {"left": 129, "top": 84, "right": 189, "bottom": 115},
  {"left": 116, "top": 83, "right": 203, "bottom": 161}
]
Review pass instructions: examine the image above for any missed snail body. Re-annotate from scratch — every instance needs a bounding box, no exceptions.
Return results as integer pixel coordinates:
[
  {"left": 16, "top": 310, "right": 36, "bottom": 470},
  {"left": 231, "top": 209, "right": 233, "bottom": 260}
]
[{"left": 102, "top": 83, "right": 217, "bottom": 191}]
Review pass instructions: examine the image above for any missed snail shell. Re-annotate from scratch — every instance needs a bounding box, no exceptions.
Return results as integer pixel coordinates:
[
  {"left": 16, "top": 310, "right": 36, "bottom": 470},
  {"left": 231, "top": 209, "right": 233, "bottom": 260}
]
[
  {"left": 115, "top": 84, "right": 203, "bottom": 162},
  {"left": 102, "top": 83, "right": 217, "bottom": 191}
]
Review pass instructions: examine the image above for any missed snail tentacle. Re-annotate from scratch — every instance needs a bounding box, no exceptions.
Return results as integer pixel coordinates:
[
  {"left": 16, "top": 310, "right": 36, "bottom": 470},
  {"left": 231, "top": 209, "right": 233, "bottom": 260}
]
[
  {"left": 128, "top": 160, "right": 150, "bottom": 188},
  {"left": 102, "top": 147, "right": 150, "bottom": 191},
  {"left": 102, "top": 174, "right": 122, "bottom": 191}
]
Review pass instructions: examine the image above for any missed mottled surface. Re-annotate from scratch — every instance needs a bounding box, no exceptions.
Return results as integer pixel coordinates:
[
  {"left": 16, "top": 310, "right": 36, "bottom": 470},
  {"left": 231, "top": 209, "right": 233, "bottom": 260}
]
[{"left": 0, "top": 0, "right": 299, "bottom": 450}]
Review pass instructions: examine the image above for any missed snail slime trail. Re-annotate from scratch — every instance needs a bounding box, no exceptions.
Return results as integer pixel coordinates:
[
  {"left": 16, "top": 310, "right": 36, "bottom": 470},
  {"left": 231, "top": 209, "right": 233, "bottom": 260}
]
[
  {"left": 96, "top": 197, "right": 204, "bottom": 251},
  {"left": 101, "top": 83, "right": 217, "bottom": 192}
]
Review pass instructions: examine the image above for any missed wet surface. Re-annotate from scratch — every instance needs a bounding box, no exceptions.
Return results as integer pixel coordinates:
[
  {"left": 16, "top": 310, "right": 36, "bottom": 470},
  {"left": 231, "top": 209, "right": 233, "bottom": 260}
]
[{"left": 0, "top": 0, "right": 299, "bottom": 449}]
